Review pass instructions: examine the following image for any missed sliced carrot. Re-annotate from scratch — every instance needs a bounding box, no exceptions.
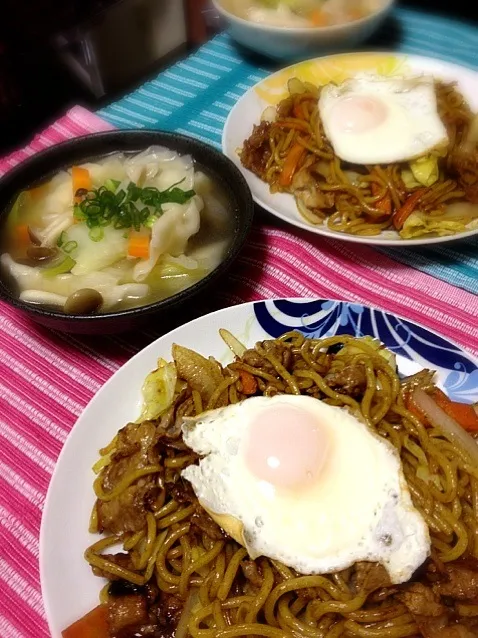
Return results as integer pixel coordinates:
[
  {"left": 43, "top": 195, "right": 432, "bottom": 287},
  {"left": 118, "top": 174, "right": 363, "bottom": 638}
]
[
  {"left": 128, "top": 233, "right": 150, "bottom": 259},
  {"left": 239, "top": 370, "right": 258, "bottom": 395},
  {"left": 431, "top": 388, "right": 478, "bottom": 432},
  {"left": 293, "top": 97, "right": 315, "bottom": 121},
  {"left": 72, "top": 166, "right": 92, "bottom": 202},
  {"left": 293, "top": 103, "right": 304, "bottom": 119},
  {"left": 62, "top": 604, "right": 109, "bottom": 638},
  {"left": 15, "top": 224, "right": 31, "bottom": 246},
  {"left": 392, "top": 188, "right": 427, "bottom": 230},
  {"left": 309, "top": 9, "right": 328, "bottom": 26},
  {"left": 279, "top": 142, "right": 305, "bottom": 188},
  {"left": 371, "top": 182, "right": 392, "bottom": 216}
]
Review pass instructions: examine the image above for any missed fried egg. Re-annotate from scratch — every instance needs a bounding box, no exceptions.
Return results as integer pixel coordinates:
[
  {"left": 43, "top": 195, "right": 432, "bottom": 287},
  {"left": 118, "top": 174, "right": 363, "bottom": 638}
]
[
  {"left": 318, "top": 74, "right": 449, "bottom": 164},
  {"left": 181, "top": 394, "right": 430, "bottom": 584}
]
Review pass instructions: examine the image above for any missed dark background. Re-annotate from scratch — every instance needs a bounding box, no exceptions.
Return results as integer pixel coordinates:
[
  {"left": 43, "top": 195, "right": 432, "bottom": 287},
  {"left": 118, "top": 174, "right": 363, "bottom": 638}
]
[{"left": 0, "top": 0, "right": 476, "bottom": 157}]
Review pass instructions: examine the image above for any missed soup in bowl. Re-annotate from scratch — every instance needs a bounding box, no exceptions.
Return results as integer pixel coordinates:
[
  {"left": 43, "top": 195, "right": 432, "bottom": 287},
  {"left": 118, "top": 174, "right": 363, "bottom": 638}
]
[
  {"left": 213, "top": 0, "right": 394, "bottom": 60},
  {"left": 0, "top": 132, "right": 254, "bottom": 333},
  {"left": 220, "top": 0, "right": 382, "bottom": 28}
]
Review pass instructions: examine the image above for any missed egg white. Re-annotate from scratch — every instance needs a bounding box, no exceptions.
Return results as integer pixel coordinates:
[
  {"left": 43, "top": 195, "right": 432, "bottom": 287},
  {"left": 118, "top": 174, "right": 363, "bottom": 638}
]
[
  {"left": 318, "top": 74, "right": 449, "bottom": 165},
  {"left": 181, "top": 394, "right": 430, "bottom": 584}
]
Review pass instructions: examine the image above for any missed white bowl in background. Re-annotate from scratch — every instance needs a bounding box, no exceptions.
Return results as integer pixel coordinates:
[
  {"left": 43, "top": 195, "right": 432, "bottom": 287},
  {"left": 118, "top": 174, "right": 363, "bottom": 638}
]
[{"left": 212, "top": 0, "right": 396, "bottom": 61}]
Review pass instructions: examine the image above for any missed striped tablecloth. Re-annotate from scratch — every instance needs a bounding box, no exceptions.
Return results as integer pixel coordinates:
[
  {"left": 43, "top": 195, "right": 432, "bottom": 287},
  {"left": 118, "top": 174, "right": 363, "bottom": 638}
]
[
  {"left": 1, "top": 8, "right": 478, "bottom": 638},
  {"left": 97, "top": 6, "right": 478, "bottom": 295}
]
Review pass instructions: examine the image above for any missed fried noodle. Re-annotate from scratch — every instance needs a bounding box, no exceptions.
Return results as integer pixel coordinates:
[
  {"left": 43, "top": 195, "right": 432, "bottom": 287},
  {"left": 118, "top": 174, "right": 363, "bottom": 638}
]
[
  {"left": 86, "top": 333, "right": 478, "bottom": 637},
  {"left": 240, "top": 80, "right": 478, "bottom": 237}
]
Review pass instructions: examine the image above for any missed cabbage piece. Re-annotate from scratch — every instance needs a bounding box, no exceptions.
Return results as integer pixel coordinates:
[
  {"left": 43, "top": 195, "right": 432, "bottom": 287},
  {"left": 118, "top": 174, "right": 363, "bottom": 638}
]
[
  {"left": 440, "top": 202, "right": 478, "bottom": 220},
  {"left": 65, "top": 225, "right": 128, "bottom": 276},
  {"left": 401, "top": 169, "right": 421, "bottom": 190},
  {"left": 409, "top": 156, "right": 439, "bottom": 187},
  {"left": 151, "top": 254, "right": 202, "bottom": 279},
  {"left": 133, "top": 196, "right": 202, "bottom": 282},
  {"left": 101, "top": 283, "right": 150, "bottom": 310},
  {"left": 138, "top": 358, "right": 178, "bottom": 422},
  {"left": 337, "top": 336, "right": 397, "bottom": 369},
  {"left": 400, "top": 212, "right": 469, "bottom": 239}
]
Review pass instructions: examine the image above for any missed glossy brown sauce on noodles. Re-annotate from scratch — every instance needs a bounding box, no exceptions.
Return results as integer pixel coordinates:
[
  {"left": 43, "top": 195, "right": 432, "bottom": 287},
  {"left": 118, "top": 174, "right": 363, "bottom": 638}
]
[{"left": 84, "top": 333, "right": 478, "bottom": 638}]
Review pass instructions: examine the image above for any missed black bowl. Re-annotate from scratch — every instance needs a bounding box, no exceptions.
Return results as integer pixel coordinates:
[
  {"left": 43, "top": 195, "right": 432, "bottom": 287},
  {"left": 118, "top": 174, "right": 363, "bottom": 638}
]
[{"left": 0, "top": 130, "right": 254, "bottom": 334}]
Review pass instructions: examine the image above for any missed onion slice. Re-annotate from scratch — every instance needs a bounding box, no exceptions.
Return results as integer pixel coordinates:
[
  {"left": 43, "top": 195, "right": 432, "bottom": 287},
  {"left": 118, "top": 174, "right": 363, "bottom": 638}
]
[
  {"left": 175, "top": 590, "right": 198, "bottom": 638},
  {"left": 412, "top": 388, "right": 478, "bottom": 467},
  {"left": 219, "top": 328, "right": 246, "bottom": 358}
]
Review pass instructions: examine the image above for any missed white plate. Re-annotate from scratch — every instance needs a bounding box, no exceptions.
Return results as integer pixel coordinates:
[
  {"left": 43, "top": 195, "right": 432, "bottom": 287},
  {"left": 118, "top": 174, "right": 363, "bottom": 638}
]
[
  {"left": 222, "top": 52, "right": 478, "bottom": 246},
  {"left": 40, "top": 298, "right": 478, "bottom": 636}
]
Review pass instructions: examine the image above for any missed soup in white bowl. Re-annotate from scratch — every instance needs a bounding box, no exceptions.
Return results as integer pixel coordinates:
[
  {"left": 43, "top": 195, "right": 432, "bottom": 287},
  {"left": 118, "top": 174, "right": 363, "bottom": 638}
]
[
  {"left": 214, "top": 0, "right": 394, "bottom": 60},
  {"left": 220, "top": 0, "right": 382, "bottom": 28}
]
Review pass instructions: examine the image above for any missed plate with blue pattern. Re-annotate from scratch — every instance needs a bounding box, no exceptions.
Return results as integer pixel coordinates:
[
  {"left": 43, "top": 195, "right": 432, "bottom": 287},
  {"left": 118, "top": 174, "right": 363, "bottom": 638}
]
[{"left": 41, "top": 297, "right": 478, "bottom": 637}]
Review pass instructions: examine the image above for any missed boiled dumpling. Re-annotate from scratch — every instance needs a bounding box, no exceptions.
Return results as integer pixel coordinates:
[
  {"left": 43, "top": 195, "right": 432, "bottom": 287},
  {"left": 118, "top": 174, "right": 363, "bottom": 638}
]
[{"left": 133, "top": 196, "right": 202, "bottom": 282}]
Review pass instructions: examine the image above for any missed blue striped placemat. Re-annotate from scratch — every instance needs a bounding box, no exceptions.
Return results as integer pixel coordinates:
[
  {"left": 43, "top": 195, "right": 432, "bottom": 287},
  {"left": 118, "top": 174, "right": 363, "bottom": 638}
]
[{"left": 98, "top": 7, "right": 478, "bottom": 295}]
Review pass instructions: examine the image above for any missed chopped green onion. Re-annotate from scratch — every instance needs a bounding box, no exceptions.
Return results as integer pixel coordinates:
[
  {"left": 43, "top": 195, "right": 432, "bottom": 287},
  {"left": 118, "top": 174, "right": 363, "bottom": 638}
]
[
  {"left": 144, "top": 215, "right": 158, "bottom": 228},
  {"left": 89, "top": 227, "right": 104, "bottom": 242},
  {"left": 42, "top": 256, "right": 76, "bottom": 277},
  {"left": 63, "top": 240, "right": 78, "bottom": 254},
  {"left": 57, "top": 231, "right": 67, "bottom": 248},
  {"left": 74, "top": 180, "right": 196, "bottom": 238},
  {"left": 115, "top": 189, "right": 126, "bottom": 204},
  {"left": 104, "top": 179, "right": 121, "bottom": 193},
  {"left": 73, "top": 204, "right": 85, "bottom": 222}
]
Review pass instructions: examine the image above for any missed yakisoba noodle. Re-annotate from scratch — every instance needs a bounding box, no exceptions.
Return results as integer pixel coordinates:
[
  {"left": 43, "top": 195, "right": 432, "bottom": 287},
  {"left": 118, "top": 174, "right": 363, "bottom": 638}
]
[
  {"left": 82, "top": 332, "right": 478, "bottom": 638},
  {"left": 240, "top": 80, "right": 478, "bottom": 238}
]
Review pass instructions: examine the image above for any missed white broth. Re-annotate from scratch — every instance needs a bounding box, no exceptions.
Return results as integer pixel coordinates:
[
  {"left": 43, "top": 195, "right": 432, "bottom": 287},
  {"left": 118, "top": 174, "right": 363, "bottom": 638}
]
[{"left": 1, "top": 147, "right": 234, "bottom": 314}]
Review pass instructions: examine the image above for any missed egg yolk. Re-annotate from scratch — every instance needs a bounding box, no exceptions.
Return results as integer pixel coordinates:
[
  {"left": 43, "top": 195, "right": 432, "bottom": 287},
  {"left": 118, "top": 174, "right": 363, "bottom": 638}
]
[
  {"left": 329, "top": 95, "right": 388, "bottom": 134},
  {"left": 245, "top": 404, "right": 328, "bottom": 490}
]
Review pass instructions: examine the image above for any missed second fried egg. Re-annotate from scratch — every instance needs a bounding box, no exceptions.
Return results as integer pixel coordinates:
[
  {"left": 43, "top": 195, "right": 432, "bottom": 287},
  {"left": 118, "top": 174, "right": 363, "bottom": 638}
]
[{"left": 318, "top": 74, "right": 449, "bottom": 164}]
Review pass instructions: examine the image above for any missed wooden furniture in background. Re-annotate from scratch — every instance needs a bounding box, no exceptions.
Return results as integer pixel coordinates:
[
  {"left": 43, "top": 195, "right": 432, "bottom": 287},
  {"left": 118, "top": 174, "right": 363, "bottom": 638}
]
[{"left": 185, "top": 0, "right": 210, "bottom": 45}]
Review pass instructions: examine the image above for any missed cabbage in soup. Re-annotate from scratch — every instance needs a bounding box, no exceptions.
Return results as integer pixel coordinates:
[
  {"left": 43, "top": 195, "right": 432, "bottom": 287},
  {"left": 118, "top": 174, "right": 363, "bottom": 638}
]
[
  {"left": 220, "top": 0, "right": 377, "bottom": 27},
  {"left": 0, "top": 147, "right": 234, "bottom": 315}
]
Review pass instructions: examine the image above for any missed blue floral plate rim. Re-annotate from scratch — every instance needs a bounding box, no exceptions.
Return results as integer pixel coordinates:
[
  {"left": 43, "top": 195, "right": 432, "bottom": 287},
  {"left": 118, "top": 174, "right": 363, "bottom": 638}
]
[{"left": 251, "top": 298, "right": 478, "bottom": 404}]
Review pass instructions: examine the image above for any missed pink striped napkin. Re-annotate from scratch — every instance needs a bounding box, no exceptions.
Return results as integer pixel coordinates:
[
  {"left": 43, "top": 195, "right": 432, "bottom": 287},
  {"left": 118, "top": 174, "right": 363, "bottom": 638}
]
[
  {"left": 0, "top": 106, "right": 114, "bottom": 177},
  {"left": 1, "top": 107, "right": 477, "bottom": 638}
]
